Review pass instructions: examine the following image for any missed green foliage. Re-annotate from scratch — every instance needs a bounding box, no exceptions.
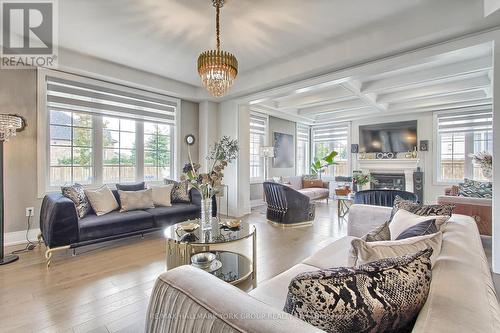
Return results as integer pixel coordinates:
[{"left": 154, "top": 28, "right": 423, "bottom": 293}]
[{"left": 310, "top": 150, "right": 338, "bottom": 175}]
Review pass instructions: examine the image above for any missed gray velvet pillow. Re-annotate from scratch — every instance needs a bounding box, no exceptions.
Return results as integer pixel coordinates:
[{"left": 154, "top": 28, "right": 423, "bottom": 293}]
[
  {"left": 284, "top": 248, "right": 433, "bottom": 333},
  {"left": 396, "top": 219, "right": 437, "bottom": 240}
]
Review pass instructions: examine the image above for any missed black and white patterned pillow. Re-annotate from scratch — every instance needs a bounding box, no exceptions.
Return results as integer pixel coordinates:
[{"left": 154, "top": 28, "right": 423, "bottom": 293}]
[
  {"left": 391, "top": 196, "right": 454, "bottom": 221},
  {"left": 361, "top": 221, "right": 391, "bottom": 242},
  {"left": 458, "top": 178, "right": 492, "bottom": 198},
  {"left": 284, "top": 248, "right": 433, "bottom": 333},
  {"left": 61, "top": 183, "right": 90, "bottom": 218},
  {"left": 164, "top": 179, "right": 191, "bottom": 203}
]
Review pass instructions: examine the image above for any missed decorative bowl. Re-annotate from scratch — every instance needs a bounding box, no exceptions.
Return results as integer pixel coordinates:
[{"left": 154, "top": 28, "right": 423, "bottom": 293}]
[
  {"left": 179, "top": 222, "right": 199, "bottom": 233},
  {"left": 191, "top": 252, "right": 216, "bottom": 268},
  {"left": 221, "top": 219, "right": 241, "bottom": 229}
]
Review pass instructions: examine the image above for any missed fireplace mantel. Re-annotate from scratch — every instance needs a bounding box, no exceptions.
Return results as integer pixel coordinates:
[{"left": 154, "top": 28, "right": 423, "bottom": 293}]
[{"left": 357, "top": 158, "right": 419, "bottom": 170}]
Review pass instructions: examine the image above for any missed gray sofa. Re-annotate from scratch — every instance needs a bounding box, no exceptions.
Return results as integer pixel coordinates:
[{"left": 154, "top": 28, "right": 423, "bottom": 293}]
[
  {"left": 280, "top": 176, "right": 330, "bottom": 201},
  {"left": 145, "top": 204, "right": 500, "bottom": 333}
]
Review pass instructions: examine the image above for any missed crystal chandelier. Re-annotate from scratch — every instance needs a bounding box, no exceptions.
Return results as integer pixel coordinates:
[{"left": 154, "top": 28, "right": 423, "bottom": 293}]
[
  {"left": 198, "top": 0, "right": 238, "bottom": 97},
  {"left": 0, "top": 114, "right": 25, "bottom": 142}
]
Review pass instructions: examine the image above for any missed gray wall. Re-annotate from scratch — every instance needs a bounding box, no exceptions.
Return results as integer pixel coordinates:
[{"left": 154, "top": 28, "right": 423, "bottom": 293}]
[
  {"left": 0, "top": 69, "right": 199, "bottom": 234},
  {"left": 179, "top": 100, "right": 199, "bottom": 166},
  {"left": 268, "top": 116, "right": 296, "bottom": 178}
]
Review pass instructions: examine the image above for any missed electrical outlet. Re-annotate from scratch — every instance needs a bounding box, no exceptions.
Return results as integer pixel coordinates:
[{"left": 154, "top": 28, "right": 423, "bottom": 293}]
[{"left": 25, "top": 207, "right": 34, "bottom": 217}]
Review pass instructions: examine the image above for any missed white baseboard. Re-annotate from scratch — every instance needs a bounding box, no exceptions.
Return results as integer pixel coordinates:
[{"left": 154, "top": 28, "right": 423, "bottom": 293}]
[
  {"left": 251, "top": 199, "right": 265, "bottom": 208},
  {"left": 4, "top": 228, "right": 41, "bottom": 246}
]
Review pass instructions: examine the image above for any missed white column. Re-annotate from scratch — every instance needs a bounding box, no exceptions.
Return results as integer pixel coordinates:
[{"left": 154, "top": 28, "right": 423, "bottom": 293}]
[
  {"left": 198, "top": 101, "right": 218, "bottom": 172},
  {"left": 492, "top": 36, "right": 500, "bottom": 274}
]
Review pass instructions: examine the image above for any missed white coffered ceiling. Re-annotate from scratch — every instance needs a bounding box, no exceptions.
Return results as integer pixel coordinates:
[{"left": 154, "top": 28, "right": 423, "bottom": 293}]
[
  {"left": 248, "top": 43, "right": 493, "bottom": 124},
  {"left": 58, "top": 0, "right": 500, "bottom": 97}
]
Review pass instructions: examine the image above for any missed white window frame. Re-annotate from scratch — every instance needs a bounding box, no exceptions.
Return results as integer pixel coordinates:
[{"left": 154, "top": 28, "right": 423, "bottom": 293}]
[
  {"left": 37, "top": 68, "right": 180, "bottom": 197},
  {"left": 312, "top": 122, "right": 351, "bottom": 179},
  {"left": 433, "top": 107, "right": 493, "bottom": 185},
  {"left": 249, "top": 112, "right": 268, "bottom": 183},
  {"left": 296, "top": 123, "right": 310, "bottom": 176}
]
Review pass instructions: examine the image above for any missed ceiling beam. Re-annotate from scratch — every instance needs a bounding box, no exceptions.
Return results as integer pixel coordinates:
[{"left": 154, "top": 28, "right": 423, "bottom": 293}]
[
  {"left": 361, "top": 56, "right": 492, "bottom": 93},
  {"left": 341, "top": 79, "right": 387, "bottom": 112},
  {"left": 276, "top": 86, "right": 354, "bottom": 109},
  {"left": 298, "top": 98, "right": 369, "bottom": 115},
  {"left": 387, "top": 90, "right": 488, "bottom": 110},
  {"left": 376, "top": 74, "right": 491, "bottom": 103}
]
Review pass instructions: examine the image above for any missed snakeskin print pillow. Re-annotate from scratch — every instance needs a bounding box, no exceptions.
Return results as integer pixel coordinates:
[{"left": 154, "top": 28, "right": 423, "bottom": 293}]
[
  {"left": 284, "top": 248, "right": 433, "bottom": 333},
  {"left": 61, "top": 183, "right": 90, "bottom": 218},
  {"left": 391, "top": 196, "right": 454, "bottom": 222},
  {"left": 361, "top": 221, "right": 391, "bottom": 242},
  {"left": 164, "top": 179, "right": 191, "bottom": 203}
]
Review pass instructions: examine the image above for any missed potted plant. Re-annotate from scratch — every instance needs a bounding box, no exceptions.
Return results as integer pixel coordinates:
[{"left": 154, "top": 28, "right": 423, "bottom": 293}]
[
  {"left": 352, "top": 173, "right": 379, "bottom": 192},
  {"left": 181, "top": 136, "right": 239, "bottom": 230},
  {"left": 310, "top": 151, "right": 338, "bottom": 179}
]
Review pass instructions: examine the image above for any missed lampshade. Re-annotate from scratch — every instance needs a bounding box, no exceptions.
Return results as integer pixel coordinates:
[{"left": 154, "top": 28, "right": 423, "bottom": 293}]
[
  {"left": 0, "top": 114, "right": 25, "bottom": 142},
  {"left": 260, "top": 146, "right": 275, "bottom": 158}
]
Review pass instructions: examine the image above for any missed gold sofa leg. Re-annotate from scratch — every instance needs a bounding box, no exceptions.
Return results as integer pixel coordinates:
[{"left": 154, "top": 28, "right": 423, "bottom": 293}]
[
  {"left": 45, "top": 245, "right": 70, "bottom": 268},
  {"left": 37, "top": 233, "right": 43, "bottom": 245}
]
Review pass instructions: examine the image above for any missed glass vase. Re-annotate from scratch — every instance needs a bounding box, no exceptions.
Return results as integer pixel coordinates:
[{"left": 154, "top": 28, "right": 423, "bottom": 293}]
[{"left": 200, "top": 198, "right": 213, "bottom": 230}]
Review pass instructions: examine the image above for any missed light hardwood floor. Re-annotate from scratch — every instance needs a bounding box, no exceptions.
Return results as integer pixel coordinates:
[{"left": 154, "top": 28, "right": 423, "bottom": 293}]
[{"left": 1, "top": 201, "right": 345, "bottom": 333}]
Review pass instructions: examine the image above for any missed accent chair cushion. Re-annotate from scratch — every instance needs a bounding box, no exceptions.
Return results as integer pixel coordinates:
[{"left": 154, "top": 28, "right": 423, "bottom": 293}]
[
  {"left": 284, "top": 248, "right": 433, "bottom": 333},
  {"left": 150, "top": 184, "right": 174, "bottom": 207},
  {"left": 84, "top": 185, "right": 119, "bottom": 216},
  {"left": 115, "top": 182, "right": 146, "bottom": 191},
  {"left": 350, "top": 232, "right": 443, "bottom": 266},
  {"left": 118, "top": 189, "right": 155, "bottom": 212},
  {"left": 61, "top": 183, "right": 90, "bottom": 218},
  {"left": 389, "top": 209, "right": 448, "bottom": 239},
  {"left": 396, "top": 219, "right": 438, "bottom": 240}
]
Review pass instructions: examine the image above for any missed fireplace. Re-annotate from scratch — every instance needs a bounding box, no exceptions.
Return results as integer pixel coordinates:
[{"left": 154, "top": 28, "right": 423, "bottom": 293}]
[{"left": 371, "top": 173, "right": 405, "bottom": 191}]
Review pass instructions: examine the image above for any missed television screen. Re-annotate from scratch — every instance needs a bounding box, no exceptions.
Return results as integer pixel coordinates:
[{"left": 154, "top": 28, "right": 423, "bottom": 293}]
[{"left": 359, "top": 121, "right": 417, "bottom": 153}]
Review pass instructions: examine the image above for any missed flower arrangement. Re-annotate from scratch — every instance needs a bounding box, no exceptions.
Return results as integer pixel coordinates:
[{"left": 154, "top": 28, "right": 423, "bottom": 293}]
[
  {"left": 181, "top": 136, "right": 239, "bottom": 199},
  {"left": 472, "top": 151, "right": 492, "bottom": 180},
  {"left": 352, "top": 173, "right": 379, "bottom": 187}
]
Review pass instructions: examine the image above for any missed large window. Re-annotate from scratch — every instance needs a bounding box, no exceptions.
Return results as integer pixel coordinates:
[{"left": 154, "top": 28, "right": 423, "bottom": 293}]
[
  {"left": 249, "top": 112, "right": 268, "bottom": 181},
  {"left": 40, "top": 70, "right": 179, "bottom": 192},
  {"left": 436, "top": 109, "right": 493, "bottom": 182},
  {"left": 312, "top": 123, "right": 350, "bottom": 177},
  {"left": 296, "top": 123, "right": 310, "bottom": 176}
]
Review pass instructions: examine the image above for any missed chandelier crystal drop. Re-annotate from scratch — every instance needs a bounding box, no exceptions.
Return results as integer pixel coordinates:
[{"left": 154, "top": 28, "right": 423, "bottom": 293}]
[
  {"left": 198, "top": 0, "right": 238, "bottom": 97},
  {"left": 0, "top": 114, "right": 25, "bottom": 142}
]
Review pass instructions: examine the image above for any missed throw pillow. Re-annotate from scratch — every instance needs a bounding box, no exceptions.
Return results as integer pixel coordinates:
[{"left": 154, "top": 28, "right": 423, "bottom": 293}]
[
  {"left": 350, "top": 232, "right": 442, "bottom": 266},
  {"left": 283, "top": 248, "right": 433, "bottom": 333},
  {"left": 61, "top": 183, "right": 90, "bottom": 218},
  {"left": 458, "top": 178, "right": 492, "bottom": 198},
  {"left": 150, "top": 184, "right": 174, "bottom": 207},
  {"left": 116, "top": 182, "right": 145, "bottom": 192},
  {"left": 396, "top": 219, "right": 438, "bottom": 240},
  {"left": 389, "top": 209, "right": 449, "bottom": 240},
  {"left": 84, "top": 186, "right": 119, "bottom": 216},
  {"left": 164, "top": 179, "right": 191, "bottom": 203},
  {"left": 361, "top": 221, "right": 391, "bottom": 242},
  {"left": 391, "top": 196, "right": 455, "bottom": 221},
  {"left": 302, "top": 179, "right": 323, "bottom": 188},
  {"left": 118, "top": 189, "right": 155, "bottom": 212}
]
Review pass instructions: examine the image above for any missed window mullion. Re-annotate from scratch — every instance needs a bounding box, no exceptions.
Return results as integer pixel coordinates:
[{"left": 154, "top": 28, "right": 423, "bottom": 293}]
[
  {"left": 93, "top": 115, "right": 103, "bottom": 185},
  {"left": 136, "top": 122, "right": 144, "bottom": 182}
]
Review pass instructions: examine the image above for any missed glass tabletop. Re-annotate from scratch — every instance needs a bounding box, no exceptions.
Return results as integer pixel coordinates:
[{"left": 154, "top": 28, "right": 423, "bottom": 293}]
[
  {"left": 334, "top": 194, "right": 354, "bottom": 201},
  {"left": 199, "top": 251, "right": 252, "bottom": 284},
  {"left": 164, "top": 218, "right": 255, "bottom": 245}
]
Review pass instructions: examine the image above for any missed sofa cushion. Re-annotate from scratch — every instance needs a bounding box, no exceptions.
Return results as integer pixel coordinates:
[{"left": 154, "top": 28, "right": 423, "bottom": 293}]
[
  {"left": 118, "top": 189, "right": 155, "bottom": 212},
  {"left": 146, "top": 204, "right": 200, "bottom": 227},
  {"left": 61, "top": 183, "right": 90, "bottom": 218},
  {"left": 84, "top": 185, "right": 119, "bottom": 216},
  {"left": 116, "top": 182, "right": 145, "bottom": 191},
  {"left": 302, "top": 179, "right": 323, "bottom": 189},
  {"left": 248, "top": 264, "right": 320, "bottom": 309},
  {"left": 389, "top": 209, "right": 448, "bottom": 239},
  {"left": 396, "top": 219, "right": 437, "bottom": 240},
  {"left": 282, "top": 176, "right": 303, "bottom": 190},
  {"left": 164, "top": 179, "right": 191, "bottom": 203},
  {"left": 298, "top": 188, "right": 329, "bottom": 200},
  {"left": 361, "top": 221, "right": 391, "bottom": 242},
  {"left": 78, "top": 210, "right": 155, "bottom": 241},
  {"left": 283, "top": 249, "right": 433, "bottom": 333},
  {"left": 150, "top": 184, "right": 174, "bottom": 207},
  {"left": 302, "top": 236, "right": 357, "bottom": 269},
  {"left": 391, "top": 196, "right": 455, "bottom": 221}
]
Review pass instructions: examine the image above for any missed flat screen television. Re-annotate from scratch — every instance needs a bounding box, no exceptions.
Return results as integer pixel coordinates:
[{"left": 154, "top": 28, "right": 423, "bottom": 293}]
[{"left": 359, "top": 120, "right": 417, "bottom": 153}]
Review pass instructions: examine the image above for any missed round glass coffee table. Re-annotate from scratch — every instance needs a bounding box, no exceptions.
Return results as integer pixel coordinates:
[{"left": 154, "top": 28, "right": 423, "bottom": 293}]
[{"left": 164, "top": 218, "right": 256, "bottom": 286}]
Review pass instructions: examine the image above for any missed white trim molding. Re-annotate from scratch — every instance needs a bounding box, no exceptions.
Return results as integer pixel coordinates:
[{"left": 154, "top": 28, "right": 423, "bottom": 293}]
[{"left": 5, "top": 228, "right": 41, "bottom": 246}]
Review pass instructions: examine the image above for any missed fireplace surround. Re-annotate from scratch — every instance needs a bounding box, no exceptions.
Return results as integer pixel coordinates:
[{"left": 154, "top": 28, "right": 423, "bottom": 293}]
[{"left": 371, "top": 173, "right": 406, "bottom": 191}]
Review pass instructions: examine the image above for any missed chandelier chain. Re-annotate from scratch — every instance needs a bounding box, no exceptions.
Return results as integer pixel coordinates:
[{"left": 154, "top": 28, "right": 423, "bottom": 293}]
[{"left": 216, "top": 4, "right": 220, "bottom": 50}]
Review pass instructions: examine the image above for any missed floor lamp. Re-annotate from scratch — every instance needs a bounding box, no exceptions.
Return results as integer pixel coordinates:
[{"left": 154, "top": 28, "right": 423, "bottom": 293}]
[
  {"left": 260, "top": 146, "right": 275, "bottom": 181},
  {"left": 0, "top": 114, "right": 26, "bottom": 265}
]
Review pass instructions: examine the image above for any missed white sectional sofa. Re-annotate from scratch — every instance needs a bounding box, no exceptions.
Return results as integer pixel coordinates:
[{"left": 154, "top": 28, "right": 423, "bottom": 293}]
[{"left": 145, "top": 204, "right": 500, "bottom": 333}]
